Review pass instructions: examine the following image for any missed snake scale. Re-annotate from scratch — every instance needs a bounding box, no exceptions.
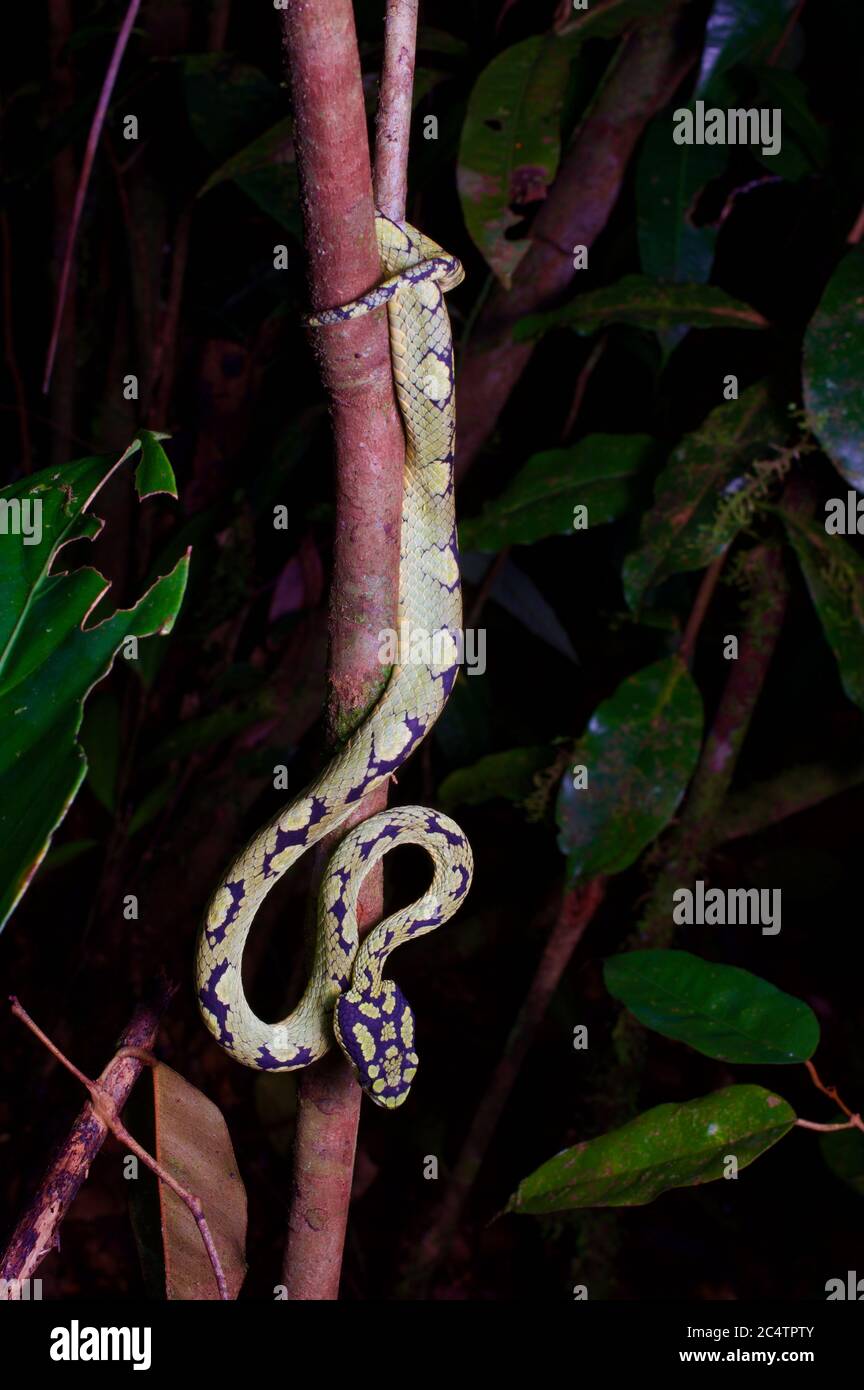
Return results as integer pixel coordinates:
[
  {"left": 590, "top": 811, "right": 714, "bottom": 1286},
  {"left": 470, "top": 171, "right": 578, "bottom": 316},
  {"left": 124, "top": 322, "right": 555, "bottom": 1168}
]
[{"left": 195, "top": 214, "right": 473, "bottom": 1109}]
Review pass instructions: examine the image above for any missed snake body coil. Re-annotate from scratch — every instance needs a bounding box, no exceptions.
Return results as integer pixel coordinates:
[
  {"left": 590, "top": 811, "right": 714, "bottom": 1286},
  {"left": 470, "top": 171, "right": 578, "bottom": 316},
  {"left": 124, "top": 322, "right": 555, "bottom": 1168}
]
[{"left": 195, "top": 215, "right": 472, "bottom": 1108}]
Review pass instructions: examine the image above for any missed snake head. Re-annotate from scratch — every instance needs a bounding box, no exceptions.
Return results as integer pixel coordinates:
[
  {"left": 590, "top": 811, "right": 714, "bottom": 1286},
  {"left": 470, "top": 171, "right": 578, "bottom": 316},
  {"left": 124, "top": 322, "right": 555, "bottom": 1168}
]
[{"left": 334, "top": 977, "right": 419, "bottom": 1109}]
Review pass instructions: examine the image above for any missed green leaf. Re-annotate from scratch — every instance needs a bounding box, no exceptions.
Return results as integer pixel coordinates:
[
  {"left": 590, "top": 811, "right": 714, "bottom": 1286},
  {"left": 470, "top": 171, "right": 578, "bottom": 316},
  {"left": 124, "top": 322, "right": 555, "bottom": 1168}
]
[
  {"left": 457, "top": 35, "right": 571, "bottom": 287},
  {"left": 439, "top": 746, "right": 552, "bottom": 810},
  {"left": 604, "top": 950, "right": 820, "bottom": 1064},
  {"left": 0, "top": 443, "right": 189, "bottom": 930},
  {"left": 803, "top": 249, "right": 864, "bottom": 494},
  {"left": 184, "top": 57, "right": 299, "bottom": 235},
  {"left": 516, "top": 276, "right": 768, "bottom": 341},
  {"left": 696, "top": 0, "right": 798, "bottom": 96},
  {"left": 197, "top": 114, "right": 300, "bottom": 235},
  {"left": 752, "top": 68, "right": 829, "bottom": 181},
  {"left": 128, "top": 778, "right": 175, "bottom": 836},
  {"left": 135, "top": 430, "right": 179, "bottom": 500},
  {"left": 198, "top": 115, "right": 294, "bottom": 195},
  {"left": 557, "top": 0, "right": 673, "bottom": 41},
  {"left": 636, "top": 116, "right": 727, "bottom": 285},
  {"left": 506, "top": 1086, "right": 796, "bottom": 1213},
  {"left": 459, "top": 435, "right": 655, "bottom": 551},
  {"left": 80, "top": 690, "right": 121, "bottom": 812},
  {"left": 622, "top": 381, "right": 784, "bottom": 610},
  {"left": 819, "top": 1128, "right": 864, "bottom": 1199},
  {"left": 557, "top": 656, "right": 703, "bottom": 883},
  {"left": 781, "top": 510, "right": 864, "bottom": 712},
  {"left": 40, "top": 838, "right": 99, "bottom": 873}
]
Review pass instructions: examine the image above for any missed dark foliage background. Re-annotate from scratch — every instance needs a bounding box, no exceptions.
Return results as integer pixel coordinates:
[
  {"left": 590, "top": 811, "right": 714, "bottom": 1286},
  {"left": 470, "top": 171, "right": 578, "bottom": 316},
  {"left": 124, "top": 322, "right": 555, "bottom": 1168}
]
[{"left": 1, "top": 0, "right": 863, "bottom": 1300}]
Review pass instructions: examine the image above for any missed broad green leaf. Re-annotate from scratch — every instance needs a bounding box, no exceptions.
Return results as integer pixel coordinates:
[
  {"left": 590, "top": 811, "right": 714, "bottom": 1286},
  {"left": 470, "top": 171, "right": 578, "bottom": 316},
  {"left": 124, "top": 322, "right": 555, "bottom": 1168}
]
[
  {"left": 622, "top": 381, "right": 784, "bottom": 610},
  {"left": 557, "top": 656, "right": 702, "bottom": 882},
  {"left": 753, "top": 68, "right": 829, "bottom": 181},
  {"left": 696, "top": 0, "right": 798, "bottom": 96},
  {"left": 197, "top": 114, "right": 300, "bottom": 235},
  {"left": 457, "top": 36, "right": 571, "bottom": 287},
  {"left": 417, "top": 26, "right": 469, "bottom": 58},
  {"left": 41, "top": 838, "right": 99, "bottom": 873},
  {"left": 0, "top": 442, "right": 189, "bottom": 930},
  {"left": 516, "top": 276, "right": 768, "bottom": 340},
  {"left": 439, "top": 746, "right": 553, "bottom": 810},
  {"left": 557, "top": 0, "right": 672, "bottom": 40},
  {"left": 184, "top": 57, "right": 299, "bottom": 234},
  {"left": 604, "top": 950, "right": 820, "bottom": 1064},
  {"left": 152, "top": 1063, "right": 247, "bottom": 1299},
  {"left": 128, "top": 778, "right": 175, "bottom": 836},
  {"left": 183, "top": 56, "right": 282, "bottom": 158},
  {"left": 506, "top": 1086, "right": 796, "bottom": 1213},
  {"left": 819, "top": 1129, "right": 864, "bottom": 1199},
  {"left": 460, "top": 435, "right": 655, "bottom": 551},
  {"left": 80, "top": 690, "right": 121, "bottom": 812},
  {"left": 636, "top": 116, "right": 727, "bottom": 285},
  {"left": 803, "top": 250, "right": 864, "bottom": 493},
  {"left": 781, "top": 510, "right": 864, "bottom": 712},
  {"left": 198, "top": 115, "right": 294, "bottom": 195},
  {"left": 135, "top": 430, "right": 178, "bottom": 500}
]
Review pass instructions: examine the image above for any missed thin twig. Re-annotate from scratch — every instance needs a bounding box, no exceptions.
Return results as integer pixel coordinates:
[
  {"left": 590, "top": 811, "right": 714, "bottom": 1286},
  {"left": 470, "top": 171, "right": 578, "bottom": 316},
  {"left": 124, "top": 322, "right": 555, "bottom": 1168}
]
[
  {"left": 767, "top": 0, "right": 807, "bottom": 66},
  {"left": 848, "top": 203, "right": 864, "bottom": 246},
  {"left": 796, "top": 1116, "right": 864, "bottom": 1133},
  {"left": 42, "top": 0, "right": 142, "bottom": 393},
  {"left": 633, "top": 541, "right": 789, "bottom": 948},
  {"left": 679, "top": 550, "right": 728, "bottom": 668},
  {"left": 7, "top": 995, "right": 229, "bottom": 1301},
  {"left": 0, "top": 982, "right": 173, "bottom": 1291},
  {"left": 560, "top": 335, "right": 607, "bottom": 443},
  {"left": 805, "top": 1059, "right": 857, "bottom": 1121},
  {"left": 374, "top": 0, "right": 418, "bottom": 221}
]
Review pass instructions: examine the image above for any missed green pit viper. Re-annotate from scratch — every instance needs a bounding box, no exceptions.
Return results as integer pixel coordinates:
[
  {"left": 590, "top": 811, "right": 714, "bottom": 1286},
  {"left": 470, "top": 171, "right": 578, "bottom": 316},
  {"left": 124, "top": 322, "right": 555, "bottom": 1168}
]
[{"left": 195, "top": 214, "right": 473, "bottom": 1108}]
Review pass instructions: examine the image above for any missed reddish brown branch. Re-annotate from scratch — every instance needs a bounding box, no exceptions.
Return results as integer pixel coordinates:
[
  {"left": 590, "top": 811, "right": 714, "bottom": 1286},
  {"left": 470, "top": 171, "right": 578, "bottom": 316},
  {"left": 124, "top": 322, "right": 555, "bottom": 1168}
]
[
  {"left": 455, "top": 4, "right": 692, "bottom": 479},
  {"left": 42, "top": 0, "right": 142, "bottom": 393},
  {"left": 634, "top": 542, "right": 789, "bottom": 947},
  {"left": 278, "top": 0, "right": 409, "bottom": 1301},
  {"left": 679, "top": 550, "right": 728, "bottom": 668},
  {"left": 409, "top": 877, "right": 606, "bottom": 1290},
  {"left": 6, "top": 995, "right": 229, "bottom": 1301},
  {"left": 374, "top": 0, "right": 419, "bottom": 221},
  {"left": 0, "top": 982, "right": 174, "bottom": 1293}
]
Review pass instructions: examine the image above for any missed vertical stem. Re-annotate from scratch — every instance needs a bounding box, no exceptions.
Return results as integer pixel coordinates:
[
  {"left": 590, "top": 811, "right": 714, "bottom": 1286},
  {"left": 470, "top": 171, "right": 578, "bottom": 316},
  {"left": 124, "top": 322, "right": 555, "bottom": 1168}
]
[
  {"left": 409, "top": 877, "right": 606, "bottom": 1290},
  {"left": 634, "top": 542, "right": 789, "bottom": 947},
  {"left": 278, "top": 0, "right": 410, "bottom": 1300},
  {"left": 374, "top": 0, "right": 418, "bottom": 221}
]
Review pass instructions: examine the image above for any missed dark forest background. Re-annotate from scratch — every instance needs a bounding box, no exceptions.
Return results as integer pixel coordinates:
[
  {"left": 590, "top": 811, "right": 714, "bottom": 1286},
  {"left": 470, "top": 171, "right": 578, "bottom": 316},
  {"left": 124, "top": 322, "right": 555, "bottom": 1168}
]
[{"left": 1, "top": 0, "right": 863, "bottom": 1301}]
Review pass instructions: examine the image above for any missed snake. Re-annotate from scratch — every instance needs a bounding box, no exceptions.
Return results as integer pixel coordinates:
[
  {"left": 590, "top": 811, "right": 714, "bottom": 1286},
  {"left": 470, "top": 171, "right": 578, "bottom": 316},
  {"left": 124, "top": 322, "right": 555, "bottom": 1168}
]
[{"left": 195, "top": 214, "right": 473, "bottom": 1109}]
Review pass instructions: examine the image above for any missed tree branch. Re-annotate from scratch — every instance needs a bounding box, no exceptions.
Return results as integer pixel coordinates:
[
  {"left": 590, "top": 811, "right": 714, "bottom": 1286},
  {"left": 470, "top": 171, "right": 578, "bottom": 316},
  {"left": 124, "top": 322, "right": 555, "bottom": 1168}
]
[
  {"left": 455, "top": 3, "right": 692, "bottom": 479},
  {"left": 633, "top": 541, "right": 789, "bottom": 947},
  {"left": 0, "top": 981, "right": 175, "bottom": 1293},
  {"left": 278, "top": 0, "right": 412, "bottom": 1301},
  {"left": 408, "top": 877, "right": 606, "bottom": 1291}
]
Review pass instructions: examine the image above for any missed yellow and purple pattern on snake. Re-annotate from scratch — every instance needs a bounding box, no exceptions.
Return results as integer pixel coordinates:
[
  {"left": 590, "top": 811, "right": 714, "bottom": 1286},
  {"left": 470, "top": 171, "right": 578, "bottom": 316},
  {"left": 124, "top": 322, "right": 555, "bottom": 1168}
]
[{"left": 195, "top": 215, "right": 473, "bottom": 1108}]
